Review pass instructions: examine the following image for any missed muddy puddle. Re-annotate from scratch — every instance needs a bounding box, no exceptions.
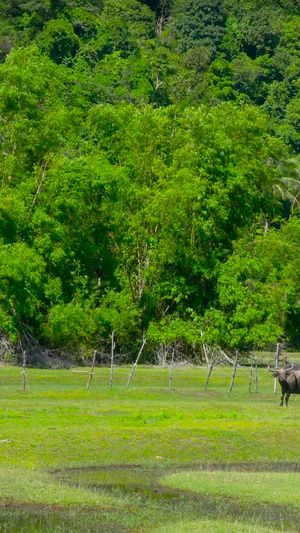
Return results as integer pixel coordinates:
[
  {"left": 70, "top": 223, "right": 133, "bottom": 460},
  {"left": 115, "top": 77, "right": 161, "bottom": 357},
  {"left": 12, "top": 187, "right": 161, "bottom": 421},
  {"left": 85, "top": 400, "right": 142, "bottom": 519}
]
[
  {"left": 59, "top": 465, "right": 172, "bottom": 498},
  {"left": 1, "top": 464, "right": 300, "bottom": 532}
]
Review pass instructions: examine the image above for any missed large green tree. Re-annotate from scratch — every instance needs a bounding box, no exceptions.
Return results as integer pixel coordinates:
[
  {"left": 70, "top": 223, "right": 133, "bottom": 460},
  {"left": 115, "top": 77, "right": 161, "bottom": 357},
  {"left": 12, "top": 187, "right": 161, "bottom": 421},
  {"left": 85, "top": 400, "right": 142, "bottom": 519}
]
[{"left": 0, "top": 0, "right": 299, "bottom": 357}]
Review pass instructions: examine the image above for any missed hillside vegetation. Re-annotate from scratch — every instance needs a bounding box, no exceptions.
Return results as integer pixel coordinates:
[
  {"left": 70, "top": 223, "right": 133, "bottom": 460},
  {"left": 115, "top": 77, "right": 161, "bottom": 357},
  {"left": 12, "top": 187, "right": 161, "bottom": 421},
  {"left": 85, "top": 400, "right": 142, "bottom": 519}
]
[{"left": 0, "top": 0, "right": 300, "bottom": 360}]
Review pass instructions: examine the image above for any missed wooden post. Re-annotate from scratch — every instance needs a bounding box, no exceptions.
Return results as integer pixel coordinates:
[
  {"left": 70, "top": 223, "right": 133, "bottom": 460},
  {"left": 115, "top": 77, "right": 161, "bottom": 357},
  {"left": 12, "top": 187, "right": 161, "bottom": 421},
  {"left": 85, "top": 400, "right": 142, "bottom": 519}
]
[
  {"left": 22, "top": 351, "right": 27, "bottom": 393},
  {"left": 204, "top": 356, "right": 215, "bottom": 391},
  {"left": 200, "top": 331, "right": 209, "bottom": 367},
  {"left": 274, "top": 343, "right": 280, "bottom": 394},
  {"left": 249, "top": 358, "right": 254, "bottom": 393},
  {"left": 110, "top": 331, "right": 115, "bottom": 388},
  {"left": 169, "top": 347, "right": 175, "bottom": 390},
  {"left": 126, "top": 336, "right": 147, "bottom": 389},
  {"left": 87, "top": 350, "right": 97, "bottom": 390},
  {"left": 229, "top": 350, "right": 239, "bottom": 393},
  {"left": 255, "top": 356, "right": 259, "bottom": 393}
]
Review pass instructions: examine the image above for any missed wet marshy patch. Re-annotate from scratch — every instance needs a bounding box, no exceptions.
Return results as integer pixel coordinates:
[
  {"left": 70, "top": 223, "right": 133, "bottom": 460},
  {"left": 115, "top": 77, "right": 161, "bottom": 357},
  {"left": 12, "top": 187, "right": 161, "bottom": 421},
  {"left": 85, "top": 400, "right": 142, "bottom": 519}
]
[
  {"left": 0, "top": 507, "right": 127, "bottom": 532},
  {"left": 54, "top": 463, "right": 300, "bottom": 531},
  {"left": 1, "top": 463, "right": 300, "bottom": 531}
]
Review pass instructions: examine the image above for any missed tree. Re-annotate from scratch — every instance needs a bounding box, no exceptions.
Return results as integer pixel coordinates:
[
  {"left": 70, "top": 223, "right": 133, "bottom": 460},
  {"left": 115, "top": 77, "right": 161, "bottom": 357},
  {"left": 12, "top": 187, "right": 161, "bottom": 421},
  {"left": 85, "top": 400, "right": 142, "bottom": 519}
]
[
  {"left": 38, "top": 18, "right": 80, "bottom": 64},
  {"left": 172, "top": 0, "right": 227, "bottom": 54},
  {"left": 202, "top": 218, "right": 300, "bottom": 348},
  {"left": 0, "top": 243, "right": 47, "bottom": 341},
  {"left": 0, "top": 0, "right": 299, "bottom": 356}
]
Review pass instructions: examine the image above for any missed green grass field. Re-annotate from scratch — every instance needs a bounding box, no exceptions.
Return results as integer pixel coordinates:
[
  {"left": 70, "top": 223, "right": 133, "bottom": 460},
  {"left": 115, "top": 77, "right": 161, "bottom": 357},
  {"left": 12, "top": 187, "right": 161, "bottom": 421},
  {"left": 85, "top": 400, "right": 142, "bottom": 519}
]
[{"left": 0, "top": 363, "right": 300, "bottom": 532}]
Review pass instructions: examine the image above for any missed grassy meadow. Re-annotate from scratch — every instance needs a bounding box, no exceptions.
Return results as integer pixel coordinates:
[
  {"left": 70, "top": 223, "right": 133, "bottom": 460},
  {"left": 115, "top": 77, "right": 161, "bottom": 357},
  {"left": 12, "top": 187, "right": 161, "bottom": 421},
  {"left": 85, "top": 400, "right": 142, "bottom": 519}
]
[{"left": 0, "top": 363, "right": 300, "bottom": 532}]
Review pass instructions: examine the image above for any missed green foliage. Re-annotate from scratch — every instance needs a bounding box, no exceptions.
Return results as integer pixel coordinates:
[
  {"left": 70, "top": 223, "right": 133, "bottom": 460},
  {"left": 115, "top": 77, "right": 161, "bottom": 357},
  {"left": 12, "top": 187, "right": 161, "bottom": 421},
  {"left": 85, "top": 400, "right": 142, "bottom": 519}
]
[
  {"left": 98, "top": 0, "right": 155, "bottom": 57},
  {"left": 234, "top": 7, "right": 280, "bottom": 59},
  {"left": 173, "top": 0, "right": 227, "bottom": 54},
  {"left": 38, "top": 18, "right": 80, "bottom": 63},
  {"left": 0, "top": 0, "right": 299, "bottom": 355},
  {"left": 139, "top": 0, "right": 173, "bottom": 18},
  {"left": 203, "top": 219, "right": 300, "bottom": 347},
  {"left": 0, "top": 242, "right": 46, "bottom": 340},
  {"left": 282, "top": 97, "right": 300, "bottom": 150},
  {"left": 44, "top": 303, "right": 91, "bottom": 347},
  {"left": 92, "top": 290, "right": 141, "bottom": 342},
  {"left": 148, "top": 317, "right": 198, "bottom": 345}
]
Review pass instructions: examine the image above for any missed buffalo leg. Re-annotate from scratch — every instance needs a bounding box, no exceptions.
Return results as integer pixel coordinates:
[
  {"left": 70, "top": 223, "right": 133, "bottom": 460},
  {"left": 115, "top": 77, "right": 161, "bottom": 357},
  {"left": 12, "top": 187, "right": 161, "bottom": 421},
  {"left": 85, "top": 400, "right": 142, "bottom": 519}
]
[
  {"left": 285, "top": 392, "right": 290, "bottom": 407},
  {"left": 280, "top": 391, "right": 284, "bottom": 406}
]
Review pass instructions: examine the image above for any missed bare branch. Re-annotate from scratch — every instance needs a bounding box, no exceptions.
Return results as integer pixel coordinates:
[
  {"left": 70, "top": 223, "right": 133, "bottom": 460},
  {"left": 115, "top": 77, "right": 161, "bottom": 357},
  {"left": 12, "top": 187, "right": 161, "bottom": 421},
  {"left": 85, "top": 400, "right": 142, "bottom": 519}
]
[{"left": 30, "top": 162, "right": 48, "bottom": 211}]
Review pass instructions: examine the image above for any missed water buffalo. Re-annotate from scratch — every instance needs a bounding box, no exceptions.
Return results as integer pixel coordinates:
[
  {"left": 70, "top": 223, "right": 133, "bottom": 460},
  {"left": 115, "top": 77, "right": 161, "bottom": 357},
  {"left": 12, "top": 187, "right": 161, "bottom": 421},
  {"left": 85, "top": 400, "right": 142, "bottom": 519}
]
[{"left": 268, "top": 363, "right": 300, "bottom": 406}]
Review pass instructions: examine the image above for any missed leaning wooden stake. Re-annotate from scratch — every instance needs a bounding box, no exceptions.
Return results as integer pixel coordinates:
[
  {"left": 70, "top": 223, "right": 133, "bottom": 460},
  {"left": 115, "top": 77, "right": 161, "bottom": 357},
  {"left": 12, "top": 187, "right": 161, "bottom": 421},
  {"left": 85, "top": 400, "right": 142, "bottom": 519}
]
[
  {"left": 200, "top": 331, "right": 209, "bottom": 367},
  {"left": 87, "top": 350, "right": 97, "bottom": 390},
  {"left": 126, "top": 336, "right": 147, "bottom": 389},
  {"left": 22, "top": 351, "right": 27, "bottom": 393},
  {"left": 228, "top": 350, "right": 239, "bottom": 393},
  {"left": 274, "top": 343, "right": 280, "bottom": 394},
  {"left": 109, "top": 331, "right": 115, "bottom": 388},
  {"left": 255, "top": 356, "right": 259, "bottom": 393},
  {"left": 169, "top": 347, "right": 175, "bottom": 390},
  {"left": 249, "top": 358, "right": 254, "bottom": 393},
  {"left": 205, "top": 356, "right": 215, "bottom": 391}
]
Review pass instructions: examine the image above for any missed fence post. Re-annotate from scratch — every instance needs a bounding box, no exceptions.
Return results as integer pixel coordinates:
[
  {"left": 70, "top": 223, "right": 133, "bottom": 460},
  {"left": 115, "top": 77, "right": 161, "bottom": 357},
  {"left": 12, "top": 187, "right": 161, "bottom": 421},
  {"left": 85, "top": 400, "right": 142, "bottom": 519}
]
[
  {"left": 204, "top": 356, "right": 215, "bottom": 391},
  {"left": 87, "top": 350, "right": 97, "bottom": 390},
  {"left": 249, "top": 358, "right": 253, "bottom": 393},
  {"left": 200, "top": 331, "right": 209, "bottom": 367},
  {"left": 22, "top": 351, "right": 27, "bottom": 393},
  {"left": 109, "top": 331, "right": 115, "bottom": 388},
  {"left": 255, "top": 356, "right": 259, "bottom": 392},
  {"left": 169, "top": 347, "right": 175, "bottom": 390},
  {"left": 228, "top": 350, "right": 239, "bottom": 393},
  {"left": 126, "top": 336, "right": 147, "bottom": 389}
]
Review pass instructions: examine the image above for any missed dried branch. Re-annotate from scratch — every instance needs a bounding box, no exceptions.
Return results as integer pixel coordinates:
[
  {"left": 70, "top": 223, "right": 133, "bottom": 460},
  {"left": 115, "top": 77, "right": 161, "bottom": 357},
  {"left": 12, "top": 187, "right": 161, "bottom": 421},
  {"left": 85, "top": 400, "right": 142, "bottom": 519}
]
[{"left": 30, "top": 162, "right": 48, "bottom": 211}]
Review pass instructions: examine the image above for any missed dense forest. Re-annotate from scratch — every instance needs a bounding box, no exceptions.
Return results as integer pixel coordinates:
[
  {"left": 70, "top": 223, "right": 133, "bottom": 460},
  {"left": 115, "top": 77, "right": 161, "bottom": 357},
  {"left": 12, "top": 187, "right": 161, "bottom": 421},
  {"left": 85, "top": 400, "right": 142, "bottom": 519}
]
[{"left": 0, "top": 0, "right": 300, "bottom": 361}]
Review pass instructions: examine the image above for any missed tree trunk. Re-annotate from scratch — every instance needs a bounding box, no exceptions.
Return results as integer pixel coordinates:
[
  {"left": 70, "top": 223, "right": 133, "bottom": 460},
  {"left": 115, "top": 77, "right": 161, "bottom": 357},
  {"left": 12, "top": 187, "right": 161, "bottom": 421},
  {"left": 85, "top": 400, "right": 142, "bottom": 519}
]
[{"left": 30, "top": 162, "right": 47, "bottom": 211}]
